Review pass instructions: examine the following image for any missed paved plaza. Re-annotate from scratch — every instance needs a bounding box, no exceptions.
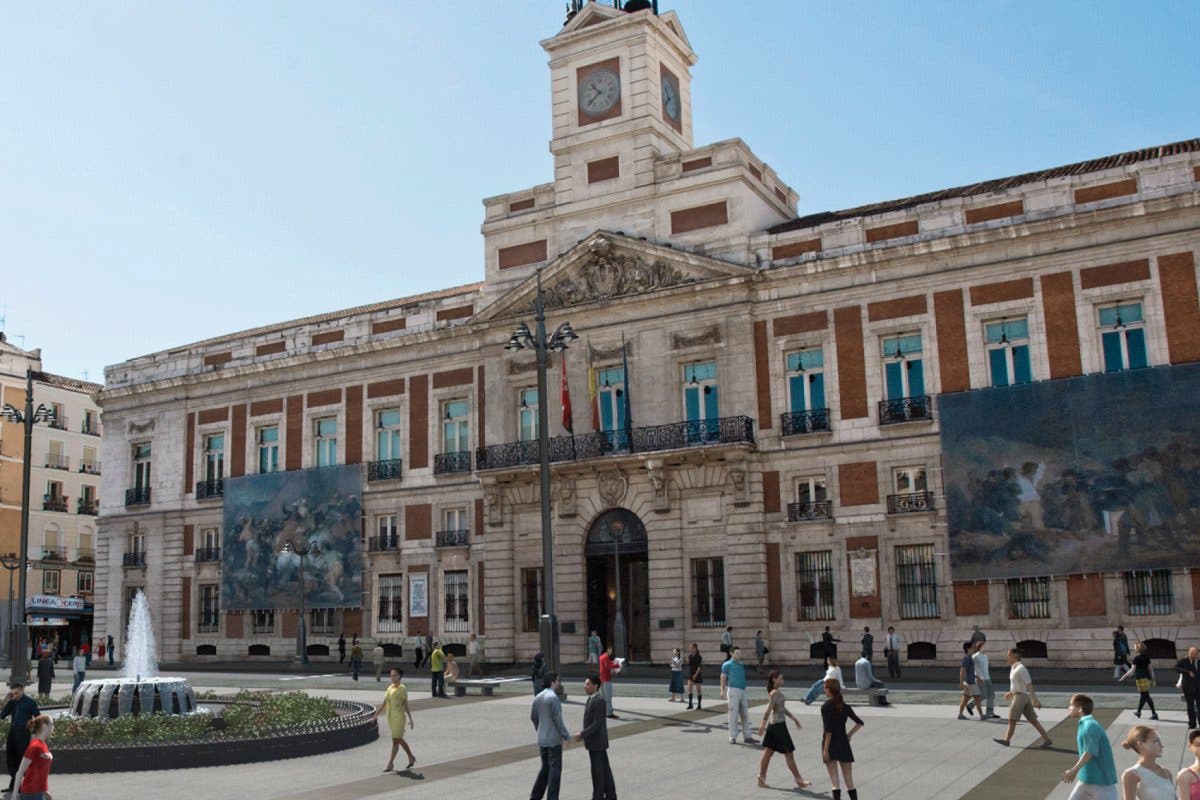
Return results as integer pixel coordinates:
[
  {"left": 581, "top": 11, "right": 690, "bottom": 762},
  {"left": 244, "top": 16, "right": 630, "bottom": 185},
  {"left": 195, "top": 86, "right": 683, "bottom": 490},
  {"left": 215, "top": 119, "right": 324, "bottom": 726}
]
[{"left": 30, "top": 670, "right": 1199, "bottom": 799}]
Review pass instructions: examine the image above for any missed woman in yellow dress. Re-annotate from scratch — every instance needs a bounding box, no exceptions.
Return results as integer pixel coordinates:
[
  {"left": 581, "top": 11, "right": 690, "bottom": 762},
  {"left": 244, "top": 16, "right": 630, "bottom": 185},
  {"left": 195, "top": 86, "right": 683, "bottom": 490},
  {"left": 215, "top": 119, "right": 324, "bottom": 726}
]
[{"left": 375, "top": 667, "right": 415, "bottom": 772}]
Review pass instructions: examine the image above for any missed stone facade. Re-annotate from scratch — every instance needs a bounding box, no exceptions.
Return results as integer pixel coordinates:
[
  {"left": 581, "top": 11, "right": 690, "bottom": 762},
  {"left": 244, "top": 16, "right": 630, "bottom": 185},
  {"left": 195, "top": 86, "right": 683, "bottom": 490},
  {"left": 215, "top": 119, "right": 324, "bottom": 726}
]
[{"left": 96, "top": 5, "right": 1200, "bottom": 667}]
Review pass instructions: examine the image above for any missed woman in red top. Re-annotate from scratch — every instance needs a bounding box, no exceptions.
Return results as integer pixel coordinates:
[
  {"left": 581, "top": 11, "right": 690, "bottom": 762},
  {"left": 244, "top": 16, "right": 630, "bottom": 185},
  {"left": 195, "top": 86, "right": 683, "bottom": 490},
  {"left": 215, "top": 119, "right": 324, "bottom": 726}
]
[{"left": 12, "top": 714, "right": 53, "bottom": 800}]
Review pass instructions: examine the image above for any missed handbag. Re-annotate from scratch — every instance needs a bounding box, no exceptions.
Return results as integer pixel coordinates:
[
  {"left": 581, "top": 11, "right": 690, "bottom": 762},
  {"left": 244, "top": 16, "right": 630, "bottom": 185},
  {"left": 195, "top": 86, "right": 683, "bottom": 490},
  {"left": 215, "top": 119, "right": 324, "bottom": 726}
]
[{"left": 1135, "top": 678, "right": 1153, "bottom": 693}]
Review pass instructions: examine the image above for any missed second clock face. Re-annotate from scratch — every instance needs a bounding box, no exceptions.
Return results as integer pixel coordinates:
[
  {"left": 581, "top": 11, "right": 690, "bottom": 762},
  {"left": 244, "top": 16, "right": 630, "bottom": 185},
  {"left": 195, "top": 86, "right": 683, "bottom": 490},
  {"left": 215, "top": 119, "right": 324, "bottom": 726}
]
[
  {"left": 661, "top": 76, "right": 680, "bottom": 121},
  {"left": 578, "top": 68, "right": 621, "bottom": 117}
]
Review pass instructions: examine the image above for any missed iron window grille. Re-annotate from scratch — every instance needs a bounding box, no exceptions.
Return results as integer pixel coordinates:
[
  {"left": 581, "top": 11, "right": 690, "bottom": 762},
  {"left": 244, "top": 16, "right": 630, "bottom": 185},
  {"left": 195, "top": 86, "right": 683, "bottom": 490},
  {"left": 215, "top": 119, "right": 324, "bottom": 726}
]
[
  {"left": 895, "top": 544, "right": 939, "bottom": 619},
  {"left": 692, "top": 557, "right": 726, "bottom": 627},
  {"left": 1124, "top": 570, "right": 1173, "bottom": 616},
  {"left": 522, "top": 567, "right": 544, "bottom": 633},
  {"left": 377, "top": 574, "right": 403, "bottom": 632},
  {"left": 1006, "top": 577, "right": 1051, "bottom": 619},
  {"left": 796, "top": 550, "right": 836, "bottom": 621}
]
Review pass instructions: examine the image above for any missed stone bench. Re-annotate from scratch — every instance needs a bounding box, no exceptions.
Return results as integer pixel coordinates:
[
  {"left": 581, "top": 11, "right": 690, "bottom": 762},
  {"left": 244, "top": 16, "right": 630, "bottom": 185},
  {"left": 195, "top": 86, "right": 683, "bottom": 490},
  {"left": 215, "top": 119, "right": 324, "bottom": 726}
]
[
  {"left": 453, "top": 677, "right": 530, "bottom": 697},
  {"left": 843, "top": 686, "right": 890, "bottom": 707}
]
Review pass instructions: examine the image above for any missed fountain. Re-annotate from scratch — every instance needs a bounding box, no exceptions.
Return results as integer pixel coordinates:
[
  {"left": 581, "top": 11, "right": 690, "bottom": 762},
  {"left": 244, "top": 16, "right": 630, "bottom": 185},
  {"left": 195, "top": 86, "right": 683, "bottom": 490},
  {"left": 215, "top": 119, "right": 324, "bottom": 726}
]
[{"left": 68, "top": 590, "right": 197, "bottom": 718}]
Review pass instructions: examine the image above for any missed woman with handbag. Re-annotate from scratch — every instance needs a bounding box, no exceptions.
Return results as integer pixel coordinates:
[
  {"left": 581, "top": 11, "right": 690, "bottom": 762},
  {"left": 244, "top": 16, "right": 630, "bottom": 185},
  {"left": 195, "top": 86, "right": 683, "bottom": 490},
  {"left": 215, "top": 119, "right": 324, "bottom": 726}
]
[{"left": 1119, "top": 641, "right": 1159, "bottom": 720}]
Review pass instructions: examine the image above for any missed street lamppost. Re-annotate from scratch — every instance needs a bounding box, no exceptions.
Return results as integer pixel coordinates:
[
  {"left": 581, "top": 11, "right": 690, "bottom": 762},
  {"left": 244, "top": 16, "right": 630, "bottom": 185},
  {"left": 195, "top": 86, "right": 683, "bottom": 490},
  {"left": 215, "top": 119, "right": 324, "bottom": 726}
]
[
  {"left": 1, "top": 368, "right": 57, "bottom": 683},
  {"left": 281, "top": 538, "right": 321, "bottom": 666},
  {"left": 504, "top": 268, "right": 577, "bottom": 675},
  {"left": 0, "top": 554, "right": 19, "bottom": 664}
]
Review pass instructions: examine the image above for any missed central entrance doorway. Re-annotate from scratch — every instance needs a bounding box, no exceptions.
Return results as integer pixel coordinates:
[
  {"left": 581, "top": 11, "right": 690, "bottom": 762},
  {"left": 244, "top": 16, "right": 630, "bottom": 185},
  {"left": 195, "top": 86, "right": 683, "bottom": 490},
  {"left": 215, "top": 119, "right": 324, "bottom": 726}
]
[{"left": 585, "top": 508, "right": 650, "bottom": 661}]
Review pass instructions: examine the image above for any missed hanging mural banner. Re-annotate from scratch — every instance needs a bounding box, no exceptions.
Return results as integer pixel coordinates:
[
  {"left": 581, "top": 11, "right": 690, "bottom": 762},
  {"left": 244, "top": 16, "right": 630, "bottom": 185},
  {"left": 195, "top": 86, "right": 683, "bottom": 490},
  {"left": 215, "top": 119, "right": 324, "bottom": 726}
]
[
  {"left": 221, "top": 465, "right": 362, "bottom": 611},
  {"left": 409, "top": 574, "right": 428, "bottom": 618},
  {"left": 940, "top": 362, "right": 1200, "bottom": 580}
]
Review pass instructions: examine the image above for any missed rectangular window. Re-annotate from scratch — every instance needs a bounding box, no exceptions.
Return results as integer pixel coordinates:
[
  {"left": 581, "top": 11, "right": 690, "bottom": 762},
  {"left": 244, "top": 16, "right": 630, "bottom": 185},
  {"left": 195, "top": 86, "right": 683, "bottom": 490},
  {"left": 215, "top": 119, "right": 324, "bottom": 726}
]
[
  {"left": 252, "top": 609, "right": 276, "bottom": 633},
  {"left": 441, "top": 400, "right": 470, "bottom": 454},
  {"left": 797, "top": 476, "right": 828, "bottom": 504},
  {"left": 796, "top": 551, "right": 835, "bottom": 621},
  {"left": 985, "top": 317, "right": 1032, "bottom": 387},
  {"left": 50, "top": 403, "right": 65, "bottom": 429},
  {"left": 443, "top": 570, "right": 469, "bottom": 631},
  {"left": 133, "top": 442, "right": 152, "bottom": 490},
  {"left": 128, "top": 532, "right": 144, "bottom": 554},
  {"left": 45, "top": 480, "right": 64, "bottom": 500},
  {"left": 895, "top": 544, "right": 939, "bottom": 619},
  {"left": 522, "top": 567, "right": 544, "bottom": 632},
  {"left": 81, "top": 445, "right": 98, "bottom": 474},
  {"left": 199, "top": 584, "right": 220, "bottom": 632},
  {"left": 377, "top": 514, "right": 397, "bottom": 546},
  {"left": 314, "top": 417, "right": 337, "bottom": 467},
  {"left": 881, "top": 333, "right": 925, "bottom": 399},
  {"left": 42, "top": 570, "right": 60, "bottom": 595},
  {"left": 200, "top": 527, "right": 220, "bottom": 550},
  {"left": 257, "top": 426, "right": 279, "bottom": 474},
  {"left": 691, "top": 557, "right": 726, "bottom": 626},
  {"left": 683, "top": 361, "right": 719, "bottom": 441},
  {"left": 82, "top": 409, "right": 98, "bottom": 435},
  {"left": 77, "top": 571, "right": 94, "bottom": 594},
  {"left": 1006, "top": 577, "right": 1051, "bottom": 619},
  {"left": 443, "top": 508, "right": 466, "bottom": 532},
  {"left": 376, "top": 409, "right": 402, "bottom": 461},
  {"left": 518, "top": 388, "right": 539, "bottom": 442},
  {"left": 377, "top": 574, "right": 404, "bottom": 632},
  {"left": 1124, "top": 569, "right": 1173, "bottom": 615},
  {"left": 46, "top": 440, "right": 66, "bottom": 470},
  {"left": 204, "top": 433, "right": 225, "bottom": 482},
  {"left": 596, "top": 366, "right": 627, "bottom": 448},
  {"left": 893, "top": 466, "right": 928, "bottom": 494},
  {"left": 1099, "top": 302, "right": 1148, "bottom": 372},
  {"left": 309, "top": 608, "right": 336, "bottom": 633},
  {"left": 786, "top": 348, "right": 827, "bottom": 412}
]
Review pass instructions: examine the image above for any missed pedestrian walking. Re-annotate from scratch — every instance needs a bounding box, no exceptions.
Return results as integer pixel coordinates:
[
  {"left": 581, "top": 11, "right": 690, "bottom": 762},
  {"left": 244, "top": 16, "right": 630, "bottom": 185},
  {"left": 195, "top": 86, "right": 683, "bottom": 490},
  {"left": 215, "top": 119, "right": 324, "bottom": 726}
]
[
  {"left": 575, "top": 674, "right": 616, "bottom": 800},
  {"left": 35, "top": 652, "right": 54, "bottom": 698},
  {"left": 72, "top": 647, "right": 86, "bottom": 693},
  {"left": 1176, "top": 729, "right": 1200, "bottom": 800},
  {"left": 754, "top": 631, "right": 768, "bottom": 674},
  {"left": 721, "top": 626, "right": 734, "bottom": 660},
  {"left": 598, "top": 647, "right": 620, "bottom": 718},
  {"left": 1, "top": 683, "right": 39, "bottom": 796},
  {"left": 993, "top": 647, "right": 1053, "bottom": 748},
  {"left": 529, "top": 672, "right": 571, "bottom": 800},
  {"left": 531, "top": 652, "right": 548, "bottom": 695},
  {"left": 958, "top": 641, "right": 985, "bottom": 721},
  {"left": 97, "top": 640, "right": 105, "bottom": 665},
  {"left": 821, "top": 678, "right": 864, "bottom": 800},
  {"left": 350, "top": 640, "right": 363, "bottom": 682},
  {"left": 81, "top": 640, "right": 91, "bottom": 667},
  {"left": 686, "top": 642, "right": 703, "bottom": 710},
  {"left": 372, "top": 642, "right": 386, "bottom": 682},
  {"left": 11, "top": 714, "right": 53, "bottom": 800},
  {"left": 375, "top": 668, "right": 415, "bottom": 772},
  {"left": 1119, "top": 642, "right": 1159, "bottom": 720},
  {"left": 587, "top": 630, "right": 601, "bottom": 666},
  {"left": 338, "top": 632, "right": 347, "bottom": 664},
  {"left": 860, "top": 627, "right": 873, "bottom": 660},
  {"left": 467, "top": 633, "right": 483, "bottom": 678},
  {"left": 885, "top": 626, "right": 902, "bottom": 679},
  {"left": 1174, "top": 645, "right": 1199, "bottom": 730},
  {"left": 970, "top": 625, "right": 987, "bottom": 646},
  {"left": 756, "top": 670, "right": 811, "bottom": 790},
  {"left": 720, "top": 647, "right": 757, "bottom": 745},
  {"left": 973, "top": 640, "right": 998, "bottom": 719},
  {"left": 821, "top": 626, "right": 840, "bottom": 660},
  {"left": 1120, "top": 725, "right": 1175, "bottom": 800},
  {"left": 107, "top": 633, "right": 115, "bottom": 666},
  {"left": 429, "top": 641, "right": 447, "bottom": 698},
  {"left": 1061, "top": 694, "right": 1118, "bottom": 800},
  {"left": 444, "top": 652, "right": 459, "bottom": 685},
  {"left": 413, "top": 636, "right": 424, "bottom": 669},
  {"left": 804, "top": 655, "right": 843, "bottom": 705},
  {"left": 1113, "top": 627, "right": 1132, "bottom": 679},
  {"left": 422, "top": 634, "right": 433, "bottom": 668},
  {"left": 668, "top": 647, "right": 684, "bottom": 701}
]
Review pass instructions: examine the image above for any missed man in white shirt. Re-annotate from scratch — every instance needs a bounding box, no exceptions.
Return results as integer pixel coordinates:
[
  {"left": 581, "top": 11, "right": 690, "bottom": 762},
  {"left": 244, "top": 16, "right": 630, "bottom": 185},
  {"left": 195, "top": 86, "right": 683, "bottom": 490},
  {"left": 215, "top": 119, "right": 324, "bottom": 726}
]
[
  {"left": 467, "top": 633, "right": 483, "bottom": 678},
  {"left": 884, "top": 626, "right": 902, "bottom": 678},
  {"left": 972, "top": 641, "right": 997, "bottom": 719},
  {"left": 994, "top": 647, "right": 1053, "bottom": 748}
]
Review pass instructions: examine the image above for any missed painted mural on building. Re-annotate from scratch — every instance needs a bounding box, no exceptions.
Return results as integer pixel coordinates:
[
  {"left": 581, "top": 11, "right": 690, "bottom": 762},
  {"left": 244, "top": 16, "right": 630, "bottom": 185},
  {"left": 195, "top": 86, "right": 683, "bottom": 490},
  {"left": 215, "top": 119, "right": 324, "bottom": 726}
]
[
  {"left": 221, "top": 465, "right": 362, "bottom": 610},
  {"left": 942, "top": 362, "right": 1200, "bottom": 579}
]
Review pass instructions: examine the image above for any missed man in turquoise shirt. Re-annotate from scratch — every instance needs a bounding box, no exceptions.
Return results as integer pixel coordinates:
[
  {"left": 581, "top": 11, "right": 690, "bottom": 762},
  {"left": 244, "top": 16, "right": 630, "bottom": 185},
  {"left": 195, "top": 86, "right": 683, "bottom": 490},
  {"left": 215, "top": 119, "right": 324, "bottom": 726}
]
[
  {"left": 1062, "top": 693, "right": 1117, "bottom": 800},
  {"left": 720, "top": 647, "right": 756, "bottom": 745}
]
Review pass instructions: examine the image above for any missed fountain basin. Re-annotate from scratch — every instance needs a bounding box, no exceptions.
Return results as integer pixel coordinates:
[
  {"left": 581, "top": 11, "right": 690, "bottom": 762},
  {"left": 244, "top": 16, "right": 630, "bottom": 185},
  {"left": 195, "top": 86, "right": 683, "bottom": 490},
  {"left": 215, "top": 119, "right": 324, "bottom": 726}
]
[{"left": 69, "top": 677, "right": 197, "bottom": 719}]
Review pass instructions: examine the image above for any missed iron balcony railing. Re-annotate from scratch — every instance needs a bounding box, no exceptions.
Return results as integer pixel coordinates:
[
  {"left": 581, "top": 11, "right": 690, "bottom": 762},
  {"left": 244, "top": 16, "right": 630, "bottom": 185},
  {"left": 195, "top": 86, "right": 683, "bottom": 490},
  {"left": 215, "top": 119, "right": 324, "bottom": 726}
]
[
  {"left": 77, "top": 498, "right": 99, "bottom": 516},
  {"left": 781, "top": 409, "right": 831, "bottom": 435},
  {"left": 45, "top": 453, "right": 69, "bottom": 470},
  {"left": 75, "top": 548, "right": 95, "bottom": 564},
  {"left": 81, "top": 424, "right": 100, "bottom": 437},
  {"left": 48, "top": 416, "right": 67, "bottom": 431},
  {"left": 787, "top": 500, "right": 833, "bottom": 521},
  {"left": 125, "top": 487, "right": 151, "bottom": 507},
  {"left": 887, "top": 491, "right": 934, "bottom": 514},
  {"left": 195, "top": 546, "right": 221, "bottom": 563},
  {"left": 433, "top": 451, "right": 472, "bottom": 475},
  {"left": 198, "top": 614, "right": 219, "bottom": 633},
  {"left": 477, "top": 415, "right": 755, "bottom": 471},
  {"left": 367, "top": 459, "right": 403, "bottom": 482},
  {"left": 196, "top": 478, "right": 224, "bottom": 499},
  {"left": 79, "top": 460, "right": 101, "bottom": 475},
  {"left": 40, "top": 547, "right": 66, "bottom": 562},
  {"left": 123, "top": 551, "right": 146, "bottom": 567},
  {"left": 42, "top": 495, "right": 68, "bottom": 513},
  {"left": 878, "top": 395, "right": 933, "bottom": 425},
  {"left": 435, "top": 529, "right": 470, "bottom": 548},
  {"left": 368, "top": 535, "right": 399, "bottom": 552}
]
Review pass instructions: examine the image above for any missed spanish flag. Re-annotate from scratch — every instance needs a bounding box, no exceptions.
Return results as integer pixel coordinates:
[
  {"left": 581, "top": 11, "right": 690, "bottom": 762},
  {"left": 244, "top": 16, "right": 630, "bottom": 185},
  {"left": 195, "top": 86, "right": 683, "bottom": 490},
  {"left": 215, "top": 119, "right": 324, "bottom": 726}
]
[
  {"left": 560, "top": 351, "right": 573, "bottom": 434},
  {"left": 587, "top": 340, "right": 600, "bottom": 432}
]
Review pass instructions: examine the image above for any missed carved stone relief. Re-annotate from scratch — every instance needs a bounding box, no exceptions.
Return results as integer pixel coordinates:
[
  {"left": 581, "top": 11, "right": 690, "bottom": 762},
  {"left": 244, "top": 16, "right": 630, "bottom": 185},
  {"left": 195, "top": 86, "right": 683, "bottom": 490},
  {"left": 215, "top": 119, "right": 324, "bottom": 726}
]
[
  {"left": 537, "top": 238, "right": 697, "bottom": 312},
  {"left": 128, "top": 419, "right": 156, "bottom": 435},
  {"left": 484, "top": 486, "right": 504, "bottom": 527},
  {"left": 597, "top": 469, "right": 628, "bottom": 507},
  {"left": 589, "top": 341, "right": 632, "bottom": 361},
  {"left": 671, "top": 325, "right": 722, "bottom": 350},
  {"left": 645, "top": 459, "right": 670, "bottom": 514},
  {"left": 727, "top": 457, "right": 750, "bottom": 507},
  {"left": 555, "top": 476, "right": 577, "bottom": 518}
]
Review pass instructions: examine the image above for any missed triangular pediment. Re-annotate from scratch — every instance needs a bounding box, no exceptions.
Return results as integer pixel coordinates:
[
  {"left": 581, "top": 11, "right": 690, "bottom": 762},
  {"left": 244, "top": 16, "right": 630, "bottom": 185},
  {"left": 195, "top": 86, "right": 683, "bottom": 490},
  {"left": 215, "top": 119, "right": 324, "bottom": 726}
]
[
  {"left": 476, "top": 231, "right": 755, "bottom": 323},
  {"left": 558, "top": 2, "right": 626, "bottom": 36}
]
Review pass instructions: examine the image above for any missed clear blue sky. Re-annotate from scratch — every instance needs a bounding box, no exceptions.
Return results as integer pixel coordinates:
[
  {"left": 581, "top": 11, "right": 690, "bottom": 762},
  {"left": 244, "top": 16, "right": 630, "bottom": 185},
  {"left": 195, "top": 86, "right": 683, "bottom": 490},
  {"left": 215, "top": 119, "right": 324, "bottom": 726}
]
[{"left": 1, "top": 1, "right": 1196, "bottom": 383}]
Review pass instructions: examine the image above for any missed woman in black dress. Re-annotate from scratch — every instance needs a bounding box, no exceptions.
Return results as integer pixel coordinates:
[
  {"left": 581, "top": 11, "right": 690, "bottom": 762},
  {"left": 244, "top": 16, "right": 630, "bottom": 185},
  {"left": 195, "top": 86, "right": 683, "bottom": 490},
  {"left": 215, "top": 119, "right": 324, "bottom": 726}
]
[
  {"left": 756, "top": 670, "right": 811, "bottom": 790},
  {"left": 1118, "top": 640, "right": 1159, "bottom": 719},
  {"left": 821, "top": 678, "right": 864, "bottom": 800}
]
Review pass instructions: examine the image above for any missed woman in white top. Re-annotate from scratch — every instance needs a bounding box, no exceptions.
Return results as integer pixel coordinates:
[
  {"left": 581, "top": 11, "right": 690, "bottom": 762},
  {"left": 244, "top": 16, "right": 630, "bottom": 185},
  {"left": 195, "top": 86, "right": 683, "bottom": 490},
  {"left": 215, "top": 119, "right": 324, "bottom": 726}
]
[
  {"left": 668, "top": 648, "right": 684, "bottom": 702},
  {"left": 1120, "top": 725, "right": 1176, "bottom": 800},
  {"left": 803, "top": 656, "right": 844, "bottom": 705}
]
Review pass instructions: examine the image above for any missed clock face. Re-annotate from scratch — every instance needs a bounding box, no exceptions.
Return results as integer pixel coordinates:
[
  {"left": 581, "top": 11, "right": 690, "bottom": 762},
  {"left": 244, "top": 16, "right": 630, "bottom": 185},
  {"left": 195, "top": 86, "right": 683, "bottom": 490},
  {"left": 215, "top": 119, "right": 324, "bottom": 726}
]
[
  {"left": 578, "top": 68, "right": 621, "bottom": 117},
  {"left": 661, "top": 76, "right": 680, "bottom": 121}
]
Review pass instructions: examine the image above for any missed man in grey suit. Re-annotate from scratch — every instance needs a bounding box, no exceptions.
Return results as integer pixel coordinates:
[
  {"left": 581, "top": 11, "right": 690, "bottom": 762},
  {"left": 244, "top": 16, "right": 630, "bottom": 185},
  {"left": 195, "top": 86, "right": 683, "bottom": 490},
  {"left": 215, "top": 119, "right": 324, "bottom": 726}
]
[
  {"left": 530, "top": 671, "right": 571, "bottom": 800},
  {"left": 576, "top": 674, "right": 616, "bottom": 800}
]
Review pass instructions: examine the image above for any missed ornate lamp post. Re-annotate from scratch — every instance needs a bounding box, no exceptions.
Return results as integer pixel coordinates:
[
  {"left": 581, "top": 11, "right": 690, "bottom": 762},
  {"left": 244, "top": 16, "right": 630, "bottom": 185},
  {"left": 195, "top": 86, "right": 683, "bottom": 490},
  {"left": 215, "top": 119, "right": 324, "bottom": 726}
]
[
  {"left": 504, "top": 269, "right": 578, "bottom": 675},
  {"left": 2, "top": 368, "right": 57, "bottom": 682},
  {"left": 281, "top": 538, "right": 321, "bottom": 665},
  {"left": 0, "top": 554, "right": 19, "bottom": 663}
]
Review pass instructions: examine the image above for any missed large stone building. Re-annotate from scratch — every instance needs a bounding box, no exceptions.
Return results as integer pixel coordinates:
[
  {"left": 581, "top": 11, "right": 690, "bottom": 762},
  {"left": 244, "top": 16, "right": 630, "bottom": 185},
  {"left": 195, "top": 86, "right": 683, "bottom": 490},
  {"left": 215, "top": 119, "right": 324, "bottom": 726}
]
[{"left": 97, "top": 3, "right": 1200, "bottom": 667}]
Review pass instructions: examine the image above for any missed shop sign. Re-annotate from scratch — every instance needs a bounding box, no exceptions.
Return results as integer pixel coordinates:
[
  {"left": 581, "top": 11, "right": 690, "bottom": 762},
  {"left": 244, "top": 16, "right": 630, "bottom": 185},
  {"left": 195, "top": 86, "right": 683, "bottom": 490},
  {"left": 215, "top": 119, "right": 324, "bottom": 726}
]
[{"left": 27, "top": 595, "right": 85, "bottom": 611}]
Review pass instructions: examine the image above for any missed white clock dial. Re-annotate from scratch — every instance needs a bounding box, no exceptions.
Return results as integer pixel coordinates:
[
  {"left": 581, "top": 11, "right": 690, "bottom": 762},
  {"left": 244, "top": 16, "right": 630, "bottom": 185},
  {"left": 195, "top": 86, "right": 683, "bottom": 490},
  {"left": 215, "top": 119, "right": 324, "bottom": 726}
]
[
  {"left": 578, "top": 68, "right": 621, "bottom": 117},
  {"left": 661, "top": 77, "right": 680, "bottom": 121}
]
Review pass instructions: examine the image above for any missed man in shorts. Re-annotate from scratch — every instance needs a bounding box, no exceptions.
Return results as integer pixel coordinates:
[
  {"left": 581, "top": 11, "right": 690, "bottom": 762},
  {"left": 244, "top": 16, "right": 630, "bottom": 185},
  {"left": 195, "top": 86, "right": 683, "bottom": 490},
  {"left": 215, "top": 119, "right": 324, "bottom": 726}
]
[
  {"left": 994, "top": 647, "right": 1053, "bottom": 748},
  {"left": 958, "top": 641, "right": 984, "bottom": 720}
]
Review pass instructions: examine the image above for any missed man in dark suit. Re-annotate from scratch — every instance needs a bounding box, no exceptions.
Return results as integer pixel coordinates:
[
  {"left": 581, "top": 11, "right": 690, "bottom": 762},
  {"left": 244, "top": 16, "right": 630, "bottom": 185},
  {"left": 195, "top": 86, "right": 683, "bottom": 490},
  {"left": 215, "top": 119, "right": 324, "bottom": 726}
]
[
  {"left": 576, "top": 674, "right": 616, "bottom": 800},
  {"left": 1176, "top": 645, "right": 1199, "bottom": 729}
]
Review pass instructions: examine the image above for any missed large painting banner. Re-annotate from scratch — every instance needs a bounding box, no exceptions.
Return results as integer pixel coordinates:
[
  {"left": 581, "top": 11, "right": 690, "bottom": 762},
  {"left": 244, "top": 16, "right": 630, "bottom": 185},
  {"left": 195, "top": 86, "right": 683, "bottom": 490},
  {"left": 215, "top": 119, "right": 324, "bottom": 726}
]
[
  {"left": 221, "top": 465, "right": 362, "bottom": 611},
  {"left": 941, "top": 362, "right": 1200, "bottom": 580}
]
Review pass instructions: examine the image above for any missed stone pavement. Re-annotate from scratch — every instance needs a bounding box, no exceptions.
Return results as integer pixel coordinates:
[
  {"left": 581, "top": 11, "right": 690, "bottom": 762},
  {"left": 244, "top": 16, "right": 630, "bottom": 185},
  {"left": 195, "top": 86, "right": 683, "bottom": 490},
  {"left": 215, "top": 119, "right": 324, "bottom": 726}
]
[{"left": 39, "top": 675, "right": 1200, "bottom": 800}]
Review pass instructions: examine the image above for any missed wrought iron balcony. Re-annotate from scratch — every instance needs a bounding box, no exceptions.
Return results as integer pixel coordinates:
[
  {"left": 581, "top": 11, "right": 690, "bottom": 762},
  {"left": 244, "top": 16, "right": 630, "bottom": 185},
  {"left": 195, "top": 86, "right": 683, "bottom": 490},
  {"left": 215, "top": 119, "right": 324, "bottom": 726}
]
[
  {"left": 787, "top": 500, "right": 833, "bottom": 521},
  {"left": 74, "top": 548, "right": 95, "bottom": 564},
  {"left": 195, "top": 478, "right": 224, "bottom": 499},
  {"left": 123, "top": 551, "right": 147, "bottom": 567},
  {"left": 47, "top": 416, "right": 67, "bottom": 431},
  {"left": 45, "top": 453, "right": 69, "bottom": 470},
  {"left": 433, "top": 451, "right": 472, "bottom": 475},
  {"left": 781, "top": 409, "right": 832, "bottom": 435},
  {"left": 195, "top": 546, "right": 221, "bottom": 563},
  {"left": 42, "top": 495, "right": 68, "bottom": 513},
  {"left": 878, "top": 395, "right": 933, "bottom": 425},
  {"left": 367, "top": 459, "right": 403, "bottom": 482},
  {"left": 81, "top": 424, "right": 100, "bottom": 437},
  {"left": 77, "top": 498, "right": 98, "bottom": 516},
  {"left": 40, "top": 547, "right": 66, "bottom": 562},
  {"left": 476, "top": 415, "right": 756, "bottom": 471},
  {"left": 887, "top": 491, "right": 934, "bottom": 514},
  {"left": 368, "top": 534, "right": 399, "bottom": 552},
  {"left": 198, "top": 615, "right": 220, "bottom": 633},
  {"left": 125, "top": 487, "right": 151, "bottom": 507},
  {"left": 436, "top": 529, "right": 470, "bottom": 548},
  {"left": 79, "top": 460, "right": 101, "bottom": 475}
]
